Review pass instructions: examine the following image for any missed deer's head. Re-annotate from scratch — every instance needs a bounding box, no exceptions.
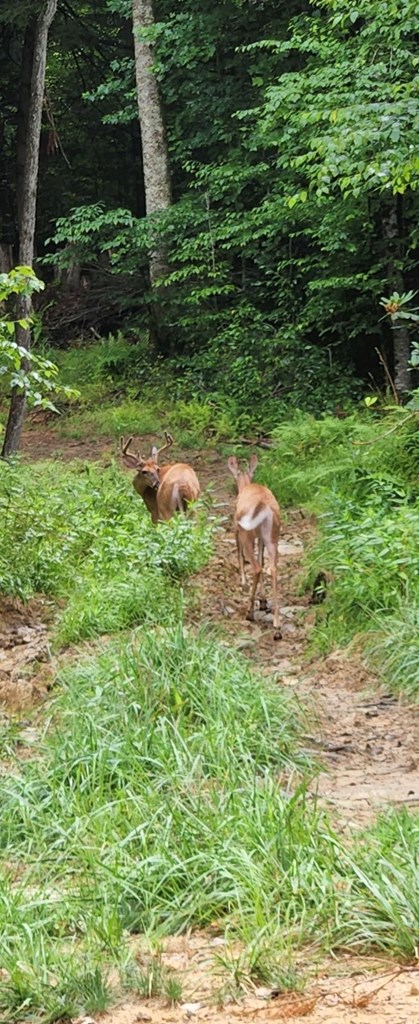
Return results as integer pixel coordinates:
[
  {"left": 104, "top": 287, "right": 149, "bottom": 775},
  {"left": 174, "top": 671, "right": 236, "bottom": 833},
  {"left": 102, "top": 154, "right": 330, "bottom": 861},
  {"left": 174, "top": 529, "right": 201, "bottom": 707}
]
[
  {"left": 227, "top": 454, "right": 258, "bottom": 493},
  {"left": 120, "top": 433, "right": 174, "bottom": 490}
]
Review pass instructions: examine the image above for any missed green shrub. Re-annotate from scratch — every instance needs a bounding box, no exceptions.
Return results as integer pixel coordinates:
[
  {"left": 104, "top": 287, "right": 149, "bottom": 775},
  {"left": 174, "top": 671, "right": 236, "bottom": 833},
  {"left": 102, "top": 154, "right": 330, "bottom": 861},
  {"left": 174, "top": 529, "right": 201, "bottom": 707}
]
[
  {"left": 260, "top": 412, "right": 419, "bottom": 695},
  {"left": 309, "top": 499, "right": 419, "bottom": 645},
  {"left": 0, "top": 459, "right": 213, "bottom": 641},
  {"left": 365, "top": 603, "right": 419, "bottom": 698},
  {"left": 166, "top": 317, "right": 362, "bottom": 425},
  {"left": 260, "top": 413, "right": 419, "bottom": 510}
]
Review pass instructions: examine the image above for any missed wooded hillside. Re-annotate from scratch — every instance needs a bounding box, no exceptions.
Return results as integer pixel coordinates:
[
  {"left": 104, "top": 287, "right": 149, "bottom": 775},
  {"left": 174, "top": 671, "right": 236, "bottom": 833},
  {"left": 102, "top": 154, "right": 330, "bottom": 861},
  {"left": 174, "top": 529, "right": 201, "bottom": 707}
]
[{"left": 2, "top": 0, "right": 419, "bottom": 423}]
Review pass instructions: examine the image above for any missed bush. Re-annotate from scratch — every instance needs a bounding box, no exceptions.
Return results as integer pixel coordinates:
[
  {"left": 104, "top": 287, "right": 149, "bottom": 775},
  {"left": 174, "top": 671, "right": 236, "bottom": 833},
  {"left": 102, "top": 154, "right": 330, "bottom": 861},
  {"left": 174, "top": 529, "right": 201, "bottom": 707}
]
[
  {"left": 167, "top": 322, "right": 362, "bottom": 430},
  {"left": 259, "top": 411, "right": 419, "bottom": 694},
  {"left": 365, "top": 603, "right": 419, "bottom": 699},
  {"left": 0, "top": 459, "right": 213, "bottom": 642}
]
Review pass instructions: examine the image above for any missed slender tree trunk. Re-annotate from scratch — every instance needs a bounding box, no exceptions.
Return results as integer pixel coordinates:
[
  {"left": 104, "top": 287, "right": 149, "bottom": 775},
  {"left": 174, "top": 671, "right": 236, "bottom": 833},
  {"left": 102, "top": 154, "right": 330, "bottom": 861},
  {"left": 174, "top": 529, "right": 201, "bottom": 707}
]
[
  {"left": 0, "top": 112, "right": 16, "bottom": 262},
  {"left": 132, "top": 0, "right": 172, "bottom": 285},
  {"left": 0, "top": 244, "right": 13, "bottom": 274},
  {"left": 2, "top": 0, "right": 58, "bottom": 458},
  {"left": 16, "top": 18, "right": 37, "bottom": 233},
  {"left": 382, "top": 196, "right": 411, "bottom": 400}
]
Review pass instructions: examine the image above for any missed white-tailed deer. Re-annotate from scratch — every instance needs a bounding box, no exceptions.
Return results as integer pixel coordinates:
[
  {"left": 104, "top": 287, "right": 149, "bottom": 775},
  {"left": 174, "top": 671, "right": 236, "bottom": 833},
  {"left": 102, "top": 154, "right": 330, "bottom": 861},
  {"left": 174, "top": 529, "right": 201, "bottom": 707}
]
[
  {"left": 121, "top": 433, "right": 201, "bottom": 523},
  {"left": 227, "top": 454, "right": 281, "bottom": 636}
]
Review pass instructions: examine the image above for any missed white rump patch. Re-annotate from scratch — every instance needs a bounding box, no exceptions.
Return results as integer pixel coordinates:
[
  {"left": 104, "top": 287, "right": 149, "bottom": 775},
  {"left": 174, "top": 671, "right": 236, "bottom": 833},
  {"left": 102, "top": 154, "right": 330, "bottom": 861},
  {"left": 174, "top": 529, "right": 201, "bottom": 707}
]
[
  {"left": 238, "top": 507, "right": 269, "bottom": 531},
  {"left": 171, "top": 483, "right": 180, "bottom": 508}
]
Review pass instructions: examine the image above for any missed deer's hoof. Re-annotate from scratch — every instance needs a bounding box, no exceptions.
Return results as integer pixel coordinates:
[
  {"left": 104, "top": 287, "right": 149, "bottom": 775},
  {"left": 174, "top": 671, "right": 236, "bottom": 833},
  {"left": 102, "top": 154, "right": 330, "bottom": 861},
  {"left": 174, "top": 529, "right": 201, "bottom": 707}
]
[
  {"left": 246, "top": 610, "right": 255, "bottom": 622},
  {"left": 273, "top": 629, "right": 282, "bottom": 641},
  {"left": 259, "top": 598, "right": 268, "bottom": 611}
]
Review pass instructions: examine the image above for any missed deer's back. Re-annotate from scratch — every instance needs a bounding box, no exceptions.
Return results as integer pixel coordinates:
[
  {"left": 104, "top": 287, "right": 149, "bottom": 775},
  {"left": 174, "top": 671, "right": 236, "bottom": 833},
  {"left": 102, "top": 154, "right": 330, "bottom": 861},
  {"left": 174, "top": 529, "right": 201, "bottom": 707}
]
[
  {"left": 235, "top": 483, "right": 280, "bottom": 536},
  {"left": 157, "top": 463, "right": 200, "bottom": 517},
  {"left": 159, "top": 463, "right": 200, "bottom": 492}
]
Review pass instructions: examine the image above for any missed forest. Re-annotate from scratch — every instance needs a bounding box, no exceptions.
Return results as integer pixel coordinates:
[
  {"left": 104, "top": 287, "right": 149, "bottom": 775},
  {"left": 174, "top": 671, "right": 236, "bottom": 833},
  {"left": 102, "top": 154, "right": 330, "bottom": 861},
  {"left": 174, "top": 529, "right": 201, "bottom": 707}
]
[{"left": 0, "top": 1, "right": 419, "bottom": 1022}]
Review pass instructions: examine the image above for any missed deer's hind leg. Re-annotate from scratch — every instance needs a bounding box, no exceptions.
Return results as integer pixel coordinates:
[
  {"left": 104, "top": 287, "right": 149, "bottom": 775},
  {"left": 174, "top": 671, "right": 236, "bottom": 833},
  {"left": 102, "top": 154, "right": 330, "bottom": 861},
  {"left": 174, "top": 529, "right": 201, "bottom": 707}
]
[
  {"left": 257, "top": 537, "right": 267, "bottom": 610},
  {"left": 235, "top": 530, "right": 247, "bottom": 590},
  {"left": 261, "top": 515, "right": 281, "bottom": 637},
  {"left": 239, "top": 529, "right": 262, "bottom": 622}
]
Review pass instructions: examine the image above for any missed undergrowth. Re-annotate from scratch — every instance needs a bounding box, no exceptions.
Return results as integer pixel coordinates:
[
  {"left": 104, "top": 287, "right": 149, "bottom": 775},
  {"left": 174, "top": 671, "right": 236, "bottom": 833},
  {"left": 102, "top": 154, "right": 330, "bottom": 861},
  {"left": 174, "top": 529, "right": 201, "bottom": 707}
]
[
  {"left": 260, "top": 411, "right": 419, "bottom": 695},
  {"left": 23, "top": 335, "right": 359, "bottom": 446},
  {"left": 0, "top": 459, "right": 213, "bottom": 644},
  {"left": 260, "top": 412, "right": 419, "bottom": 510},
  {"left": 0, "top": 627, "right": 418, "bottom": 1021},
  {"left": 52, "top": 396, "right": 242, "bottom": 448},
  {"left": 0, "top": 626, "right": 311, "bottom": 1020},
  {"left": 32, "top": 338, "right": 259, "bottom": 445}
]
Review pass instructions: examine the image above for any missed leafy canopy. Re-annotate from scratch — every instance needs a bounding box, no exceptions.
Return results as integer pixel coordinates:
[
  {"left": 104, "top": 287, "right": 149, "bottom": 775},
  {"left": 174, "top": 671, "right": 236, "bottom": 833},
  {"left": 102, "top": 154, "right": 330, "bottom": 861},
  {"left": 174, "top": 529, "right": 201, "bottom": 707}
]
[{"left": 248, "top": 0, "right": 419, "bottom": 202}]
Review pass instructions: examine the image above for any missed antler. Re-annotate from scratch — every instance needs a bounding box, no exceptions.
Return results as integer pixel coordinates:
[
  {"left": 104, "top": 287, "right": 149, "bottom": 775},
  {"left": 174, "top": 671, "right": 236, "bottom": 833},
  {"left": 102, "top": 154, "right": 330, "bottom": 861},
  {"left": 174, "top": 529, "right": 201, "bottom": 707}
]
[
  {"left": 154, "top": 432, "right": 174, "bottom": 460},
  {"left": 121, "top": 435, "right": 141, "bottom": 457},
  {"left": 120, "top": 436, "right": 144, "bottom": 462},
  {"left": 121, "top": 435, "right": 134, "bottom": 456}
]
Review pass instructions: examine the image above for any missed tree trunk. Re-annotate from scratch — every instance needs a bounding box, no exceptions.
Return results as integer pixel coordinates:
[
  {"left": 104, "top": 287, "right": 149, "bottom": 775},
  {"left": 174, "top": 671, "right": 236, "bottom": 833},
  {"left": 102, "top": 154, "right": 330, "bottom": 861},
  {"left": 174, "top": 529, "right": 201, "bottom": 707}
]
[
  {"left": 2, "top": 0, "right": 58, "bottom": 459},
  {"left": 16, "top": 18, "right": 37, "bottom": 234},
  {"left": 0, "top": 117, "right": 16, "bottom": 262},
  {"left": 132, "top": 0, "right": 172, "bottom": 285},
  {"left": 0, "top": 244, "right": 13, "bottom": 274},
  {"left": 382, "top": 197, "right": 411, "bottom": 400}
]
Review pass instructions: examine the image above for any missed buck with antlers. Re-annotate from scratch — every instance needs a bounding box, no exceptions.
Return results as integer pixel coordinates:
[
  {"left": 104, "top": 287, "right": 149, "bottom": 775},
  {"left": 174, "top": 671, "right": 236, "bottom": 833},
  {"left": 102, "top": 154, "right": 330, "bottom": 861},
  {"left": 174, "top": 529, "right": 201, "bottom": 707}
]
[
  {"left": 121, "top": 433, "right": 201, "bottom": 523},
  {"left": 227, "top": 454, "right": 281, "bottom": 637}
]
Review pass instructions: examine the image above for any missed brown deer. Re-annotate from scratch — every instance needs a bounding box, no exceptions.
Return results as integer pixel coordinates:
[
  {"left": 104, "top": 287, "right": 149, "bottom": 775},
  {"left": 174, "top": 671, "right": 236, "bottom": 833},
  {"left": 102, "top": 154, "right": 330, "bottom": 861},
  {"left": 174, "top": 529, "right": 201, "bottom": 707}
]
[
  {"left": 121, "top": 433, "right": 201, "bottom": 523},
  {"left": 227, "top": 454, "right": 281, "bottom": 636}
]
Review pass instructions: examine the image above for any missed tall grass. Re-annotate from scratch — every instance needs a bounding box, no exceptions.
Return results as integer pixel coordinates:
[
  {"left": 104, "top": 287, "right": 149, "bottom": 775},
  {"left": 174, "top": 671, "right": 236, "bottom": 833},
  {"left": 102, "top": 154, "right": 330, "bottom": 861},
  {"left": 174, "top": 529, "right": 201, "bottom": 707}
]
[
  {"left": 0, "top": 626, "right": 314, "bottom": 1020},
  {"left": 260, "top": 412, "right": 419, "bottom": 511},
  {"left": 332, "top": 809, "right": 419, "bottom": 955},
  {"left": 0, "top": 626, "right": 418, "bottom": 1020},
  {"left": 260, "top": 412, "right": 419, "bottom": 694},
  {"left": 0, "top": 459, "right": 213, "bottom": 643},
  {"left": 365, "top": 603, "right": 419, "bottom": 698}
]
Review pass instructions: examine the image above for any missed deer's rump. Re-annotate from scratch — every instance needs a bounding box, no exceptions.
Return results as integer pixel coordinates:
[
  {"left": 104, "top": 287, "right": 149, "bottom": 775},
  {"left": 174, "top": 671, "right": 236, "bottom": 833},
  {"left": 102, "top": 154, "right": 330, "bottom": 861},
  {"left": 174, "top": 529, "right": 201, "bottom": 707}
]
[
  {"left": 157, "top": 464, "right": 201, "bottom": 519},
  {"left": 235, "top": 484, "right": 280, "bottom": 539}
]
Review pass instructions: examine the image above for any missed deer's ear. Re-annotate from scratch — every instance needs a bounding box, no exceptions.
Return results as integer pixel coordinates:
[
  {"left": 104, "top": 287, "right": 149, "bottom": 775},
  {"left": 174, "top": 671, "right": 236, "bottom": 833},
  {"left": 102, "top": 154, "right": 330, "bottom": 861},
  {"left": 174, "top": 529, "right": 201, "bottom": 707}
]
[
  {"left": 248, "top": 454, "right": 258, "bottom": 479},
  {"left": 121, "top": 452, "right": 142, "bottom": 470},
  {"left": 227, "top": 456, "right": 239, "bottom": 480}
]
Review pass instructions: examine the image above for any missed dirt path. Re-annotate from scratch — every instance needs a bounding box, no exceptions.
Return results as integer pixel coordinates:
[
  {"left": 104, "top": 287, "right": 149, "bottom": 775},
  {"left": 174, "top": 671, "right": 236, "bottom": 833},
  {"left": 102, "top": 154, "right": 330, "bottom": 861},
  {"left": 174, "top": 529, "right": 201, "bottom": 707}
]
[
  {"left": 194, "top": 517, "right": 419, "bottom": 829},
  {"left": 3, "top": 426, "right": 419, "bottom": 1024},
  {"left": 88, "top": 952, "right": 419, "bottom": 1024},
  {"left": 188, "top": 446, "right": 419, "bottom": 831}
]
